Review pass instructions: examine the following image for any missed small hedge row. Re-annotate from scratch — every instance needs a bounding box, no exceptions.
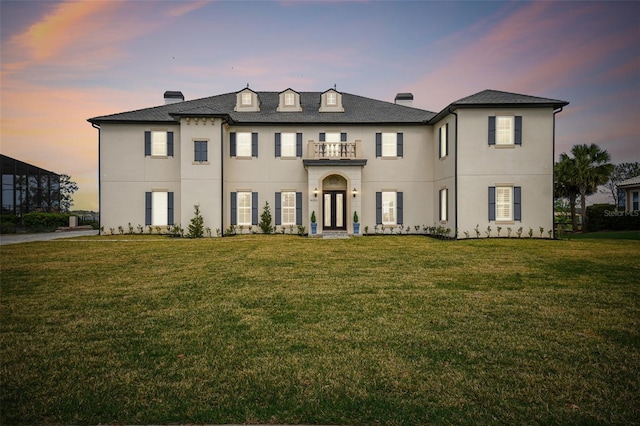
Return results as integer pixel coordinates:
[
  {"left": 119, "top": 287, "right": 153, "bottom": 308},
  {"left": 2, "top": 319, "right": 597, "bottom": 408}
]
[
  {"left": 22, "top": 213, "right": 70, "bottom": 232},
  {"left": 586, "top": 204, "right": 640, "bottom": 231}
]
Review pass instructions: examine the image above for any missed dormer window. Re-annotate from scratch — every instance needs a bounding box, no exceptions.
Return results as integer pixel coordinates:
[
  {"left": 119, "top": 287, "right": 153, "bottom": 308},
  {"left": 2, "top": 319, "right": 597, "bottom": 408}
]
[
  {"left": 285, "top": 93, "right": 294, "bottom": 106},
  {"left": 319, "top": 89, "right": 344, "bottom": 113},
  {"left": 235, "top": 88, "right": 260, "bottom": 112},
  {"left": 277, "top": 89, "right": 302, "bottom": 112}
]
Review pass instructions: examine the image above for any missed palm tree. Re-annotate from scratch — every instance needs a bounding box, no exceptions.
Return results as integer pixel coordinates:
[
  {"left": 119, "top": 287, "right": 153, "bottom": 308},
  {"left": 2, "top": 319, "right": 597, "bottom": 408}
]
[
  {"left": 558, "top": 144, "right": 614, "bottom": 232},
  {"left": 555, "top": 154, "right": 580, "bottom": 231}
]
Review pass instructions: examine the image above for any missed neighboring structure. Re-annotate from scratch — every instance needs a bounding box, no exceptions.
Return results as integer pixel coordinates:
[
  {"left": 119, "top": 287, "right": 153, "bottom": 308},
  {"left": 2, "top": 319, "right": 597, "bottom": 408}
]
[
  {"left": 88, "top": 88, "right": 568, "bottom": 238},
  {"left": 618, "top": 176, "right": 640, "bottom": 212},
  {"left": 0, "top": 154, "right": 61, "bottom": 216}
]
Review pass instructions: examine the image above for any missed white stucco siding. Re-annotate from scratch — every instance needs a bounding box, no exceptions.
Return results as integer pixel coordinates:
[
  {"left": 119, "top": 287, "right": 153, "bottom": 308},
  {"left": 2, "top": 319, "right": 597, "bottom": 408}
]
[
  {"left": 100, "top": 123, "right": 181, "bottom": 232},
  {"left": 455, "top": 107, "right": 555, "bottom": 238},
  {"left": 179, "top": 118, "right": 222, "bottom": 233}
]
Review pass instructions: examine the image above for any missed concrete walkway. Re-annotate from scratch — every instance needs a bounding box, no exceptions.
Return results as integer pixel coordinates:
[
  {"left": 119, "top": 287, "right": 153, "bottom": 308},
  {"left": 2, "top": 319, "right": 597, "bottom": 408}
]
[{"left": 0, "top": 229, "right": 99, "bottom": 246}]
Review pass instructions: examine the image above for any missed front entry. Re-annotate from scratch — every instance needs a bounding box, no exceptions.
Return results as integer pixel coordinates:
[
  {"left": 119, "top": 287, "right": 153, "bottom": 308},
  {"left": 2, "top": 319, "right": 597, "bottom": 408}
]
[{"left": 323, "top": 190, "right": 346, "bottom": 230}]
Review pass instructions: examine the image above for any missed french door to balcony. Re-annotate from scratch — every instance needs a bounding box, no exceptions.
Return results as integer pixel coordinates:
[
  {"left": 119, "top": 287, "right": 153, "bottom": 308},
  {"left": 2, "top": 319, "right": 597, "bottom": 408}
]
[{"left": 323, "top": 191, "right": 346, "bottom": 230}]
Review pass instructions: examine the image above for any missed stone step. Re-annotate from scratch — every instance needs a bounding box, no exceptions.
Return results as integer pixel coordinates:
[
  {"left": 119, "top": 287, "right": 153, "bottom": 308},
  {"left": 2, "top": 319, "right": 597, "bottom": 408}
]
[{"left": 322, "top": 231, "right": 350, "bottom": 239}]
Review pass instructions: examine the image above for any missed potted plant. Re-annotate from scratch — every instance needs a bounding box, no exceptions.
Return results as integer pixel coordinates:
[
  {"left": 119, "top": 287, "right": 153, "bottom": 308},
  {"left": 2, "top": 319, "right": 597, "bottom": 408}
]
[
  {"left": 310, "top": 211, "right": 317, "bottom": 235},
  {"left": 353, "top": 211, "right": 360, "bottom": 235}
]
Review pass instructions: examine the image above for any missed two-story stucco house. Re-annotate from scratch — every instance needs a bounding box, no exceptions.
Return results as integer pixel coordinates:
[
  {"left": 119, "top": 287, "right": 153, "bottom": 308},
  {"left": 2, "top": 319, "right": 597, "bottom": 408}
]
[{"left": 88, "top": 87, "right": 568, "bottom": 238}]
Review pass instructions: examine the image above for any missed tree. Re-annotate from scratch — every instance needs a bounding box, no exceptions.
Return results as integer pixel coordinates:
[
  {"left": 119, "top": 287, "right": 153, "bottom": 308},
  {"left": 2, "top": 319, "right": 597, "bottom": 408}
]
[
  {"left": 604, "top": 162, "right": 640, "bottom": 208},
  {"left": 186, "top": 204, "right": 204, "bottom": 238},
  {"left": 259, "top": 201, "right": 273, "bottom": 234},
  {"left": 557, "top": 144, "right": 613, "bottom": 232},
  {"left": 59, "top": 174, "right": 78, "bottom": 213},
  {"left": 555, "top": 155, "right": 580, "bottom": 231}
]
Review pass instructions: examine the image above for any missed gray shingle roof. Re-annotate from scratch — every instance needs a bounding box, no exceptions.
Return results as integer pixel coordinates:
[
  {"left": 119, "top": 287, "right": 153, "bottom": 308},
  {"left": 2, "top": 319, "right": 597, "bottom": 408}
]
[
  {"left": 88, "top": 91, "right": 436, "bottom": 125},
  {"left": 88, "top": 89, "right": 569, "bottom": 126},
  {"left": 618, "top": 175, "right": 640, "bottom": 188},
  {"left": 428, "top": 89, "right": 569, "bottom": 123},
  {"left": 452, "top": 89, "right": 569, "bottom": 108}
]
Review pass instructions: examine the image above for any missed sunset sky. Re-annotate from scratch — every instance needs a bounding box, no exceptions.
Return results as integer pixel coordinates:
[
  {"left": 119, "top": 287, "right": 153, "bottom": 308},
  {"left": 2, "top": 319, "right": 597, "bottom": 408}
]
[{"left": 1, "top": 0, "right": 638, "bottom": 211}]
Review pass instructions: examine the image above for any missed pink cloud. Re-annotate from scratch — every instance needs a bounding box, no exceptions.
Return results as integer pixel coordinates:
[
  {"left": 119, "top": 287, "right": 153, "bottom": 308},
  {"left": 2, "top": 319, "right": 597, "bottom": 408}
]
[{"left": 166, "top": 0, "right": 212, "bottom": 17}]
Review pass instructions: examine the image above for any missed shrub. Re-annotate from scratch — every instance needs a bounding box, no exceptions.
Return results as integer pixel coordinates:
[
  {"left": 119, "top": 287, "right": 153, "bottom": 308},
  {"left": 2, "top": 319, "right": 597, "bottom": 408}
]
[
  {"left": 259, "top": 202, "right": 273, "bottom": 234},
  {"left": 0, "top": 214, "right": 18, "bottom": 234},
  {"left": 22, "top": 213, "right": 70, "bottom": 232},
  {"left": 187, "top": 204, "right": 205, "bottom": 238},
  {"left": 586, "top": 204, "right": 640, "bottom": 231}
]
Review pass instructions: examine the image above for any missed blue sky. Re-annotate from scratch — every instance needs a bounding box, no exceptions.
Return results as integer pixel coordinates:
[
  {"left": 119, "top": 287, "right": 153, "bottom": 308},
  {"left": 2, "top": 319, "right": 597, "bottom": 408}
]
[{"left": 1, "top": 0, "right": 638, "bottom": 210}]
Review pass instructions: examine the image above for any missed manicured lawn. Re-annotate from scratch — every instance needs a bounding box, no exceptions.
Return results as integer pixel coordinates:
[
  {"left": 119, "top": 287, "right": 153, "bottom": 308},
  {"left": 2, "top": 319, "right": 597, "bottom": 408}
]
[{"left": 1, "top": 235, "right": 639, "bottom": 425}]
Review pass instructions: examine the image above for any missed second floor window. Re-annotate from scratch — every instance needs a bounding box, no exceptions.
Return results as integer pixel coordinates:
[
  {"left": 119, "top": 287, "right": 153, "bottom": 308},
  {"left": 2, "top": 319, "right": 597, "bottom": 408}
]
[
  {"left": 194, "top": 141, "right": 207, "bottom": 162},
  {"left": 242, "top": 92, "right": 252, "bottom": 105},
  {"left": 327, "top": 92, "right": 336, "bottom": 105}
]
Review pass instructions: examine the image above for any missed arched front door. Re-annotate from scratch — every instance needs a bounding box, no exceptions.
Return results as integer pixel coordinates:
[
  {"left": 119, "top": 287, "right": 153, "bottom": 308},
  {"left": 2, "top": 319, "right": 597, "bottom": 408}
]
[{"left": 322, "top": 174, "right": 347, "bottom": 231}]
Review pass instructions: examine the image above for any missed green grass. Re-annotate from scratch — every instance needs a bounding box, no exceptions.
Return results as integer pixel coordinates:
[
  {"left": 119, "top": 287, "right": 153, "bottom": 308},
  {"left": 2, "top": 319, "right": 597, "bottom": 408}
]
[
  {"left": 1, "top": 235, "right": 639, "bottom": 425},
  {"left": 569, "top": 230, "right": 640, "bottom": 240}
]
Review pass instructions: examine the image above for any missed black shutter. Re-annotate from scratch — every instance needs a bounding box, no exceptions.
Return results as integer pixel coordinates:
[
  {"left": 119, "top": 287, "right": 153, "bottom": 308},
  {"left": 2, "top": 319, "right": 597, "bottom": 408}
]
[
  {"left": 376, "top": 192, "right": 382, "bottom": 224},
  {"left": 275, "top": 133, "right": 281, "bottom": 157},
  {"left": 445, "top": 123, "right": 449, "bottom": 156},
  {"left": 251, "top": 133, "right": 258, "bottom": 157},
  {"left": 230, "top": 192, "right": 237, "bottom": 225},
  {"left": 145, "top": 131, "right": 151, "bottom": 156},
  {"left": 230, "top": 133, "right": 236, "bottom": 157},
  {"left": 167, "top": 132, "right": 174, "bottom": 157},
  {"left": 375, "top": 133, "right": 382, "bottom": 157},
  {"left": 439, "top": 126, "right": 442, "bottom": 158},
  {"left": 397, "top": 133, "right": 403, "bottom": 157},
  {"left": 397, "top": 192, "right": 403, "bottom": 225},
  {"left": 296, "top": 192, "right": 302, "bottom": 225},
  {"left": 252, "top": 192, "right": 258, "bottom": 225},
  {"left": 145, "top": 192, "right": 152, "bottom": 225},
  {"left": 275, "top": 192, "right": 282, "bottom": 225},
  {"left": 489, "top": 187, "right": 496, "bottom": 221},
  {"left": 488, "top": 117, "right": 496, "bottom": 146},
  {"left": 340, "top": 132, "right": 347, "bottom": 142},
  {"left": 167, "top": 192, "right": 174, "bottom": 225},
  {"left": 439, "top": 189, "right": 443, "bottom": 221},
  {"left": 296, "top": 133, "right": 303, "bottom": 157},
  {"left": 514, "top": 116, "right": 522, "bottom": 145},
  {"left": 514, "top": 186, "right": 522, "bottom": 221}
]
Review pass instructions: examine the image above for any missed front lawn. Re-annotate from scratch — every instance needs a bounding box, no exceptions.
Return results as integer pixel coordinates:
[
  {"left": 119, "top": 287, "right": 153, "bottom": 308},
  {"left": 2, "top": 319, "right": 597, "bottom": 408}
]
[{"left": 1, "top": 236, "right": 639, "bottom": 425}]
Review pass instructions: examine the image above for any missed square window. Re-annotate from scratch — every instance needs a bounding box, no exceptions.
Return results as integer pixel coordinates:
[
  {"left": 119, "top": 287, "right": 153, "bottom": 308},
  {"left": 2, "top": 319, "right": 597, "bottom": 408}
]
[
  {"left": 496, "top": 116, "right": 514, "bottom": 145},
  {"left": 194, "top": 141, "right": 208, "bottom": 162},
  {"left": 237, "top": 192, "right": 252, "bottom": 225},
  {"left": 281, "top": 191, "right": 296, "bottom": 225},
  {"left": 151, "top": 131, "right": 167, "bottom": 156},
  {"left": 496, "top": 186, "right": 513, "bottom": 221},
  {"left": 236, "top": 132, "right": 252, "bottom": 157},
  {"left": 382, "top": 133, "right": 397, "bottom": 157},
  {"left": 281, "top": 133, "right": 296, "bottom": 157},
  {"left": 382, "top": 191, "right": 396, "bottom": 225}
]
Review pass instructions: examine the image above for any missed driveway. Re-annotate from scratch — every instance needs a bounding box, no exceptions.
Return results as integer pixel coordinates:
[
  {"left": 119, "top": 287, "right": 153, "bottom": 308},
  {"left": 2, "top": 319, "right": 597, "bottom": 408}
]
[{"left": 0, "top": 230, "right": 99, "bottom": 246}]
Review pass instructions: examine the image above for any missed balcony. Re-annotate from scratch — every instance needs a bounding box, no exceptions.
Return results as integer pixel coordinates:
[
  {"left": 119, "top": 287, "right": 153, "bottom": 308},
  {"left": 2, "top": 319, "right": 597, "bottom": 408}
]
[{"left": 303, "top": 140, "right": 367, "bottom": 167}]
